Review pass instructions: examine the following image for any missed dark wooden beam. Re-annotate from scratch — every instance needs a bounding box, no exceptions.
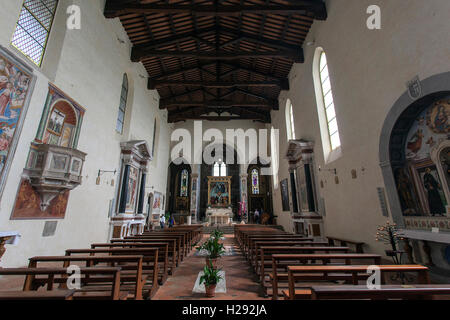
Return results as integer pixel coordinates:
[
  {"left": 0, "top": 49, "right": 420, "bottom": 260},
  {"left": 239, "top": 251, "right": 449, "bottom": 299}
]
[
  {"left": 149, "top": 79, "right": 289, "bottom": 90},
  {"left": 160, "top": 100, "right": 274, "bottom": 109},
  {"left": 220, "top": 62, "right": 285, "bottom": 81},
  {"left": 136, "top": 50, "right": 303, "bottom": 62},
  {"left": 148, "top": 62, "right": 217, "bottom": 80},
  {"left": 105, "top": 2, "right": 327, "bottom": 20},
  {"left": 168, "top": 114, "right": 270, "bottom": 123}
]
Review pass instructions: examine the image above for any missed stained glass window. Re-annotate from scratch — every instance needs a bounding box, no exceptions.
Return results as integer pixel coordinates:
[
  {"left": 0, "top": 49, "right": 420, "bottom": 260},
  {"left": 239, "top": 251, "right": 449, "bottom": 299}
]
[
  {"left": 251, "top": 169, "right": 259, "bottom": 194},
  {"left": 11, "top": 0, "right": 59, "bottom": 67},
  {"left": 180, "top": 169, "right": 188, "bottom": 197}
]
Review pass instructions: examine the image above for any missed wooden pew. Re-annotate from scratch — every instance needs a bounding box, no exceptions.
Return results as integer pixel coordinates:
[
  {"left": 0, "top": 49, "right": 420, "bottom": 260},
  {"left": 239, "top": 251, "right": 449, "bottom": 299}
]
[
  {"left": 269, "top": 253, "right": 381, "bottom": 299},
  {"left": 28, "top": 255, "right": 146, "bottom": 300},
  {"left": 285, "top": 265, "right": 430, "bottom": 300},
  {"left": 114, "top": 237, "right": 181, "bottom": 266},
  {"left": 244, "top": 236, "right": 314, "bottom": 259},
  {"left": 250, "top": 240, "right": 328, "bottom": 265},
  {"left": 64, "top": 248, "right": 161, "bottom": 298},
  {"left": 132, "top": 234, "right": 187, "bottom": 260},
  {"left": 92, "top": 241, "right": 177, "bottom": 275},
  {"left": 0, "top": 290, "right": 76, "bottom": 300},
  {"left": 256, "top": 246, "right": 350, "bottom": 279},
  {"left": 310, "top": 284, "right": 450, "bottom": 300},
  {"left": 327, "top": 236, "right": 365, "bottom": 253},
  {"left": 0, "top": 267, "right": 127, "bottom": 300}
]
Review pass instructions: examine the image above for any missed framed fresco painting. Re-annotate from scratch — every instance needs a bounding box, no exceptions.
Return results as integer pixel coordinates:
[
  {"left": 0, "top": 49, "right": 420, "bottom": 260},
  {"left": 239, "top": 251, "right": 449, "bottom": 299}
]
[
  {"left": 280, "top": 178, "right": 290, "bottom": 212},
  {"left": 0, "top": 45, "right": 36, "bottom": 201},
  {"left": 207, "top": 176, "right": 231, "bottom": 207},
  {"left": 125, "top": 166, "right": 139, "bottom": 212}
]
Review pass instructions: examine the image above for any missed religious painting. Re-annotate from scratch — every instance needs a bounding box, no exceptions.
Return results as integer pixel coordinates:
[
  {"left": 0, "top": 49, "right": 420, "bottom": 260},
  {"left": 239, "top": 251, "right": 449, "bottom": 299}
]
[
  {"left": 11, "top": 178, "right": 69, "bottom": 219},
  {"left": 180, "top": 169, "right": 189, "bottom": 197},
  {"left": 153, "top": 191, "right": 162, "bottom": 210},
  {"left": 0, "top": 46, "right": 35, "bottom": 201},
  {"left": 393, "top": 96, "right": 450, "bottom": 219},
  {"left": 414, "top": 163, "right": 447, "bottom": 216},
  {"left": 280, "top": 178, "right": 290, "bottom": 212},
  {"left": 207, "top": 176, "right": 231, "bottom": 207},
  {"left": 125, "top": 166, "right": 138, "bottom": 212},
  {"left": 47, "top": 108, "right": 65, "bottom": 135}
]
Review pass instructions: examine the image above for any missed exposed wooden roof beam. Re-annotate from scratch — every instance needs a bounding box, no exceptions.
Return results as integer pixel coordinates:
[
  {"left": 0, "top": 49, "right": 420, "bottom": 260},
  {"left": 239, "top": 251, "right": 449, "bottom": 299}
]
[
  {"left": 160, "top": 100, "right": 274, "bottom": 109},
  {"left": 149, "top": 79, "right": 289, "bottom": 90},
  {"left": 104, "top": 2, "right": 327, "bottom": 20},
  {"left": 136, "top": 50, "right": 303, "bottom": 62}
]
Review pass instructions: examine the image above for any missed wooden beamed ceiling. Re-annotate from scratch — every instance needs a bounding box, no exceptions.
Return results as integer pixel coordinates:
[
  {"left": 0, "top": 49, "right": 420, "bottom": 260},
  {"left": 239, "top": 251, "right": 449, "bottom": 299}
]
[{"left": 104, "top": 0, "right": 327, "bottom": 123}]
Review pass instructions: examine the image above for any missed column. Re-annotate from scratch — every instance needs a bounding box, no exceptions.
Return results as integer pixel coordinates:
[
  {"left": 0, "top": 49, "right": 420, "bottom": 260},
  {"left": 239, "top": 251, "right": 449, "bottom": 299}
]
[
  {"left": 137, "top": 172, "right": 146, "bottom": 214},
  {"left": 190, "top": 173, "right": 200, "bottom": 223},
  {"left": 118, "top": 164, "right": 130, "bottom": 214},
  {"left": 240, "top": 173, "right": 248, "bottom": 223}
]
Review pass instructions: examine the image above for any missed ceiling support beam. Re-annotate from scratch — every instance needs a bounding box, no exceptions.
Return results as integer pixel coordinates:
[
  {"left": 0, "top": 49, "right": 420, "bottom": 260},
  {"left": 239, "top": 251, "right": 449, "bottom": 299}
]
[
  {"left": 149, "top": 79, "right": 289, "bottom": 90},
  {"left": 160, "top": 100, "right": 274, "bottom": 109},
  {"left": 104, "top": 2, "right": 327, "bottom": 20}
]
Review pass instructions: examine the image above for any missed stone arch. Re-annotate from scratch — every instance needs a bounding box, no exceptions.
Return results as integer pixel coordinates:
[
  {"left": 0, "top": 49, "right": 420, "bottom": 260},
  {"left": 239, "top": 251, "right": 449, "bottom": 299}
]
[{"left": 379, "top": 71, "right": 450, "bottom": 227}]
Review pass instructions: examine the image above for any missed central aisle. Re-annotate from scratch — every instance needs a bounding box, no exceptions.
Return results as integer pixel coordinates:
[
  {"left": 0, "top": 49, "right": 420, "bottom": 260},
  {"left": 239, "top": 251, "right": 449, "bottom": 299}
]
[{"left": 153, "top": 234, "right": 269, "bottom": 300}]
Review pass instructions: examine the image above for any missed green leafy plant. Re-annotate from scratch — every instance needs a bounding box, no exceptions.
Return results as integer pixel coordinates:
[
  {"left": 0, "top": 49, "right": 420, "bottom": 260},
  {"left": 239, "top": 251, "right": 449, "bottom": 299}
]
[
  {"left": 197, "top": 237, "right": 225, "bottom": 259},
  {"left": 199, "top": 265, "right": 222, "bottom": 286},
  {"left": 210, "top": 228, "right": 224, "bottom": 240}
]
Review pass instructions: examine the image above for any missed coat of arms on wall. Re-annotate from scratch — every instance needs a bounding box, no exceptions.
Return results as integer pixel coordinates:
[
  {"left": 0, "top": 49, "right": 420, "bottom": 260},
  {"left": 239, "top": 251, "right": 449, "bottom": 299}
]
[
  {"left": 0, "top": 46, "right": 35, "bottom": 201},
  {"left": 406, "top": 76, "right": 422, "bottom": 100}
]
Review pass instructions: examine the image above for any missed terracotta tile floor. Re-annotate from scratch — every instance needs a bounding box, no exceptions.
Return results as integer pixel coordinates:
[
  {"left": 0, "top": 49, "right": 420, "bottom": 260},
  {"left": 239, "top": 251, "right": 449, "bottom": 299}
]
[{"left": 153, "top": 234, "right": 269, "bottom": 300}]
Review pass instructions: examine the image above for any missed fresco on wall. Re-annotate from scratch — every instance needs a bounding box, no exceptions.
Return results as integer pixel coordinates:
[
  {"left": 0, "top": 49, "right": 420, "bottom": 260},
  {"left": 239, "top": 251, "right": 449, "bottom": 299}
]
[
  {"left": 11, "top": 178, "right": 69, "bottom": 219},
  {"left": 0, "top": 47, "right": 34, "bottom": 200},
  {"left": 395, "top": 98, "right": 450, "bottom": 217}
]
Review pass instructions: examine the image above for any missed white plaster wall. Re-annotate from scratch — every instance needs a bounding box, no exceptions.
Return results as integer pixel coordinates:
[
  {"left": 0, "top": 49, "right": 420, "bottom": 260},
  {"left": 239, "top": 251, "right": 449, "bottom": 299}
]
[
  {"left": 0, "top": 0, "right": 171, "bottom": 267},
  {"left": 271, "top": 0, "right": 450, "bottom": 255}
]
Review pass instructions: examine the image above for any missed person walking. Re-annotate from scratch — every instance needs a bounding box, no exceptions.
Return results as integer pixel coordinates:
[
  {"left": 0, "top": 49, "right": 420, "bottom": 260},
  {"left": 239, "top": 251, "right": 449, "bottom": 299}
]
[
  {"left": 254, "top": 209, "right": 260, "bottom": 224},
  {"left": 159, "top": 213, "right": 165, "bottom": 229},
  {"left": 169, "top": 214, "right": 175, "bottom": 228}
]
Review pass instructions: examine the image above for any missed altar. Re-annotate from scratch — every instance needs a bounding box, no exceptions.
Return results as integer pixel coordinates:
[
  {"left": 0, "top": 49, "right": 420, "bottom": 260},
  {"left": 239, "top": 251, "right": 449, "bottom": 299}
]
[
  {"left": 206, "top": 176, "right": 233, "bottom": 225},
  {"left": 206, "top": 207, "right": 233, "bottom": 225}
]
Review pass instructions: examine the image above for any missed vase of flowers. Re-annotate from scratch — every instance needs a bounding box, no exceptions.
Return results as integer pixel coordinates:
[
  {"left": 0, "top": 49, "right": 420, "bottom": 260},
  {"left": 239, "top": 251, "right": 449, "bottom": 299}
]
[{"left": 198, "top": 236, "right": 225, "bottom": 268}]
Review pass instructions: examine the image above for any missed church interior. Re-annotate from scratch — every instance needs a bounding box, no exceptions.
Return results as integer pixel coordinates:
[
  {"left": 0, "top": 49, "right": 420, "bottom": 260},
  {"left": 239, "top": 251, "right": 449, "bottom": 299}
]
[{"left": 0, "top": 0, "right": 449, "bottom": 303}]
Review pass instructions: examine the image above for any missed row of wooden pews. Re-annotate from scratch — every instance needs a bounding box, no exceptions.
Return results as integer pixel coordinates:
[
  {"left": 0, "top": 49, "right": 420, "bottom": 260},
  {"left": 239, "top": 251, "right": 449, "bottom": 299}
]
[
  {"left": 0, "top": 225, "right": 202, "bottom": 300},
  {"left": 235, "top": 224, "right": 450, "bottom": 300}
]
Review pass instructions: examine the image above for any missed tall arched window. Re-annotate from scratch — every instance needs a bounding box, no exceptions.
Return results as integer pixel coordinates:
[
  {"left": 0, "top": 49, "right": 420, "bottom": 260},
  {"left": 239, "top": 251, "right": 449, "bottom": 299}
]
[
  {"left": 116, "top": 74, "right": 128, "bottom": 134},
  {"left": 285, "top": 99, "right": 296, "bottom": 140},
  {"left": 314, "top": 49, "right": 341, "bottom": 151},
  {"left": 271, "top": 127, "right": 279, "bottom": 189},
  {"left": 180, "top": 169, "right": 188, "bottom": 197},
  {"left": 251, "top": 169, "right": 259, "bottom": 194},
  {"left": 213, "top": 160, "right": 227, "bottom": 177}
]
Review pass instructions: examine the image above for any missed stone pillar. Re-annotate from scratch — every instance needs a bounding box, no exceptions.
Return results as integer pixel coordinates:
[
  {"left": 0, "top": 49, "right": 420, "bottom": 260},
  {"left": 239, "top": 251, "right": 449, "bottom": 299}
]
[
  {"left": 137, "top": 172, "right": 146, "bottom": 214},
  {"left": 190, "top": 173, "right": 200, "bottom": 223},
  {"left": 240, "top": 173, "right": 248, "bottom": 223},
  {"left": 118, "top": 164, "right": 130, "bottom": 214}
]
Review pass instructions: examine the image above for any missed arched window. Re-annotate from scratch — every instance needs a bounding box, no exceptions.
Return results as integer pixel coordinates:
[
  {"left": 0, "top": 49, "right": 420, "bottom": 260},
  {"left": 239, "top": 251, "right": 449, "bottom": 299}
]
[
  {"left": 180, "top": 169, "right": 188, "bottom": 197},
  {"left": 213, "top": 159, "right": 227, "bottom": 177},
  {"left": 271, "top": 127, "right": 279, "bottom": 189},
  {"left": 116, "top": 74, "right": 128, "bottom": 134},
  {"left": 285, "top": 99, "right": 296, "bottom": 140},
  {"left": 314, "top": 49, "right": 341, "bottom": 151},
  {"left": 251, "top": 169, "right": 259, "bottom": 194}
]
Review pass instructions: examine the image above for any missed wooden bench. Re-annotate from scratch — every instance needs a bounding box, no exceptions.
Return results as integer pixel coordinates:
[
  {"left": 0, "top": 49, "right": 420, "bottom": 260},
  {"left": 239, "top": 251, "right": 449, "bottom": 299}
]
[
  {"left": 327, "top": 236, "right": 365, "bottom": 253},
  {"left": 310, "top": 284, "right": 450, "bottom": 300},
  {"left": 0, "top": 267, "right": 127, "bottom": 300},
  {"left": 285, "top": 265, "right": 430, "bottom": 300},
  {"left": 132, "top": 233, "right": 187, "bottom": 260},
  {"left": 64, "top": 248, "right": 161, "bottom": 298},
  {"left": 245, "top": 236, "right": 314, "bottom": 259},
  {"left": 269, "top": 253, "right": 382, "bottom": 299},
  {"left": 92, "top": 241, "right": 177, "bottom": 275},
  {"left": 256, "top": 246, "right": 350, "bottom": 278},
  {"left": 28, "top": 255, "right": 146, "bottom": 300},
  {"left": 0, "top": 290, "right": 76, "bottom": 300}
]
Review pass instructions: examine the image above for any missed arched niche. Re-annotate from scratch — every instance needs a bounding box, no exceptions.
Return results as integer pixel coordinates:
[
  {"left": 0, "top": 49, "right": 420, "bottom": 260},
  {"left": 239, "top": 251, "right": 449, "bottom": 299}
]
[{"left": 379, "top": 72, "right": 450, "bottom": 232}]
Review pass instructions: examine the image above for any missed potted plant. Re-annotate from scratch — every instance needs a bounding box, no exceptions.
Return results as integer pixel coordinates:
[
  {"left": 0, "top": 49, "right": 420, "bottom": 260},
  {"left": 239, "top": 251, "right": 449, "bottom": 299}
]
[
  {"left": 210, "top": 228, "right": 224, "bottom": 241},
  {"left": 200, "top": 265, "right": 222, "bottom": 298},
  {"left": 197, "top": 237, "right": 225, "bottom": 268}
]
